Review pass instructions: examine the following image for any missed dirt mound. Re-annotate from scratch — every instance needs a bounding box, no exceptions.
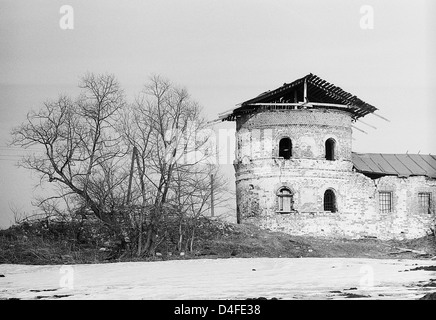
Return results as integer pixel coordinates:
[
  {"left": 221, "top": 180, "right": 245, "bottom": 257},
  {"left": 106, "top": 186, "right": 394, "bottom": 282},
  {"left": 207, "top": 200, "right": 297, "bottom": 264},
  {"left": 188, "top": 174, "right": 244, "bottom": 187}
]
[
  {"left": 419, "top": 292, "right": 436, "bottom": 300},
  {"left": 193, "top": 222, "right": 316, "bottom": 258},
  {"left": 194, "top": 222, "right": 435, "bottom": 260},
  {"left": 1, "top": 218, "right": 435, "bottom": 264}
]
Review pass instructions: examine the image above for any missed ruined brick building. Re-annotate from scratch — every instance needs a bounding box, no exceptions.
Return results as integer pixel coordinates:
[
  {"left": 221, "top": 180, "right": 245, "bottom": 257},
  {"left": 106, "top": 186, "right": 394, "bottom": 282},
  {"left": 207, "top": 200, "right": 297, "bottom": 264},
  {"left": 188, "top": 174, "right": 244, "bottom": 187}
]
[{"left": 219, "top": 74, "right": 436, "bottom": 240}]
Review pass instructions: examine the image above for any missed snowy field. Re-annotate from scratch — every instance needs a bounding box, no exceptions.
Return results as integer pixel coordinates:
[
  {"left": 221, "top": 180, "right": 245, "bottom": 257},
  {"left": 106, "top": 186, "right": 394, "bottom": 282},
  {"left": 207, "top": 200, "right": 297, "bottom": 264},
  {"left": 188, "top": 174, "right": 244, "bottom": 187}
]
[{"left": 1, "top": 258, "right": 435, "bottom": 300}]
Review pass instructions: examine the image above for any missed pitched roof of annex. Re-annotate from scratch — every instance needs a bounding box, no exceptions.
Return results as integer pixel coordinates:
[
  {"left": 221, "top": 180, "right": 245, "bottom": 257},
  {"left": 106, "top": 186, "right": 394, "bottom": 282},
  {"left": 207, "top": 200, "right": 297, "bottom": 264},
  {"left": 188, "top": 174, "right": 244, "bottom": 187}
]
[{"left": 352, "top": 152, "right": 436, "bottom": 179}]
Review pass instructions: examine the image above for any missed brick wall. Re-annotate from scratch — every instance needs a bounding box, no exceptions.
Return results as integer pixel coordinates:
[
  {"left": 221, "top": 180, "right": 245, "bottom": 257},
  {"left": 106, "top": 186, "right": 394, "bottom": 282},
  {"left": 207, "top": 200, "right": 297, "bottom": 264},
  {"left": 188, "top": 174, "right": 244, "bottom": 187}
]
[
  {"left": 234, "top": 108, "right": 436, "bottom": 239},
  {"left": 235, "top": 109, "right": 352, "bottom": 162}
]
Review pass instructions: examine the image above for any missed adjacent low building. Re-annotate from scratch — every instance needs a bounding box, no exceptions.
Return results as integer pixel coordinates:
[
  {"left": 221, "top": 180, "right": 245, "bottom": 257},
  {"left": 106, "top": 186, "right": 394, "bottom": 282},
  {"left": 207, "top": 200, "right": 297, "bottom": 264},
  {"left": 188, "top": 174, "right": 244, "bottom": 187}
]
[{"left": 219, "top": 73, "right": 436, "bottom": 239}]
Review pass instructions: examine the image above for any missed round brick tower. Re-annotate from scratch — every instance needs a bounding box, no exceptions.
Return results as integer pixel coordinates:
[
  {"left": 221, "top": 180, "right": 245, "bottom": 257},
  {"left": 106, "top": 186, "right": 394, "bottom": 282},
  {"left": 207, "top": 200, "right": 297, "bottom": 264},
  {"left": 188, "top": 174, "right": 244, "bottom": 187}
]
[
  {"left": 218, "top": 74, "right": 377, "bottom": 232},
  {"left": 234, "top": 108, "right": 353, "bottom": 223}
]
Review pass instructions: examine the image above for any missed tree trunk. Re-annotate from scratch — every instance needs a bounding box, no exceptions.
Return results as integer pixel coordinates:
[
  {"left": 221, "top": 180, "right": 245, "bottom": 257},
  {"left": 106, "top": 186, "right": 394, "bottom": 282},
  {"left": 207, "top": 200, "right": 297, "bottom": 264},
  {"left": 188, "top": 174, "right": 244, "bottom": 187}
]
[
  {"left": 190, "top": 226, "right": 195, "bottom": 252},
  {"left": 143, "top": 223, "right": 157, "bottom": 256},
  {"left": 137, "top": 221, "right": 143, "bottom": 257},
  {"left": 178, "top": 221, "right": 183, "bottom": 252}
]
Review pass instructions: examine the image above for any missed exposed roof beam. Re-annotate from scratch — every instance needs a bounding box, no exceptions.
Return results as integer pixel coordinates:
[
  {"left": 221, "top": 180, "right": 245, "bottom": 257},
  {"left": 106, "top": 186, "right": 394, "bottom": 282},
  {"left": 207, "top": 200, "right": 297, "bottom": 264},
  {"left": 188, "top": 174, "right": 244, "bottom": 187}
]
[
  {"left": 246, "top": 102, "right": 352, "bottom": 109},
  {"left": 352, "top": 125, "right": 368, "bottom": 134},
  {"left": 220, "top": 74, "right": 379, "bottom": 122},
  {"left": 246, "top": 102, "right": 345, "bottom": 107},
  {"left": 218, "top": 107, "right": 237, "bottom": 116},
  {"left": 372, "top": 112, "right": 390, "bottom": 122},
  {"left": 304, "top": 78, "right": 308, "bottom": 102},
  {"left": 206, "top": 118, "right": 222, "bottom": 125},
  {"left": 357, "top": 119, "right": 377, "bottom": 129}
]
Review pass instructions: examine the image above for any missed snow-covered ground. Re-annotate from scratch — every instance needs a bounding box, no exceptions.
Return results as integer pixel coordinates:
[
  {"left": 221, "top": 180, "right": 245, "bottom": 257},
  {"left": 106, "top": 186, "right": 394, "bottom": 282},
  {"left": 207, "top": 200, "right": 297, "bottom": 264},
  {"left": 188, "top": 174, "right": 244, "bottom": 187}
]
[{"left": 1, "top": 258, "right": 435, "bottom": 300}]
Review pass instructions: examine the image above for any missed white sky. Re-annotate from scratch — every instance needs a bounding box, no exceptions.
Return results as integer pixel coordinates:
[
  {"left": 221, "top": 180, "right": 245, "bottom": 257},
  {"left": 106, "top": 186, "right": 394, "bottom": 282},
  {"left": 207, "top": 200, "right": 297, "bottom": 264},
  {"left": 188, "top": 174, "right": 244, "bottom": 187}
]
[{"left": 0, "top": 0, "right": 435, "bottom": 228}]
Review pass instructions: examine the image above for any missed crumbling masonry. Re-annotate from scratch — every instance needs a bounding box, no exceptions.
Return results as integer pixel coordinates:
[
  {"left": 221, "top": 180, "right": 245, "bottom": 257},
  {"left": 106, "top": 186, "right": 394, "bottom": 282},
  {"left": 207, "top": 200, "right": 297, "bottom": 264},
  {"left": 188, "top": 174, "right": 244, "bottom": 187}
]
[{"left": 219, "top": 74, "right": 436, "bottom": 240}]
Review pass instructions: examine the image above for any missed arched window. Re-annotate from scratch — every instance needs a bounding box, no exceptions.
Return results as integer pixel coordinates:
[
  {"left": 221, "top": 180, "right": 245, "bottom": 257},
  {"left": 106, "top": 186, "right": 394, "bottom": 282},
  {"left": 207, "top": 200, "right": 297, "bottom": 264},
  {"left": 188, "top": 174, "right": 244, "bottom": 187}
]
[
  {"left": 325, "top": 138, "right": 336, "bottom": 161},
  {"left": 279, "top": 138, "right": 292, "bottom": 159},
  {"left": 324, "top": 189, "right": 336, "bottom": 212},
  {"left": 277, "top": 187, "right": 294, "bottom": 212}
]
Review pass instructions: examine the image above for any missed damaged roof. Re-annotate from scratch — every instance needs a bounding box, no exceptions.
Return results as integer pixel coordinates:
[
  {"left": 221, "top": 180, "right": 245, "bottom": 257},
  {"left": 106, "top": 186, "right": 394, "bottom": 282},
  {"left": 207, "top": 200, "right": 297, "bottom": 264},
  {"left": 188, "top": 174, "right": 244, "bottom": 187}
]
[
  {"left": 219, "top": 73, "right": 378, "bottom": 121},
  {"left": 352, "top": 153, "right": 436, "bottom": 179}
]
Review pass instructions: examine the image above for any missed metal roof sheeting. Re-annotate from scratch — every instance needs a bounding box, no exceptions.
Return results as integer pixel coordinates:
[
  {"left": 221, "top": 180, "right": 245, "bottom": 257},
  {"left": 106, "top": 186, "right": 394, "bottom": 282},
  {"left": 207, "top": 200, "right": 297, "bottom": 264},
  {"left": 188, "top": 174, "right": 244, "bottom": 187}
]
[{"left": 352, "top": 153, "right": 436, "bottom": 178}]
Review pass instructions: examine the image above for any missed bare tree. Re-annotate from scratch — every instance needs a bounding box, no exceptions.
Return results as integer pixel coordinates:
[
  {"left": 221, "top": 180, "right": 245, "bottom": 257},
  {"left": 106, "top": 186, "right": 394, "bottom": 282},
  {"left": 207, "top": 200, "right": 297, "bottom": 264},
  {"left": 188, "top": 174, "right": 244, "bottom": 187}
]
[
  {"left": 119, "top": 75, "right": 229, "bottom": 256},
  {"left": 11, "top": 72, "right": 231, "bottom": 257},
  {"left": 11, "top": 73, "right": 130, "bottom": 243},
  {"left": 171, "top": 162, "right": 228, "bottom": 253}
]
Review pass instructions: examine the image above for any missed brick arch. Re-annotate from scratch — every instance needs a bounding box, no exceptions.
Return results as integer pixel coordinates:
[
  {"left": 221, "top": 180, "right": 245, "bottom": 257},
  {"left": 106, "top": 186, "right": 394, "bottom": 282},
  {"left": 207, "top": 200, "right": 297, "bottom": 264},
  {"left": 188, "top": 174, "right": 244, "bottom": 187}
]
[
  {"left": 323, "top": 134, "right": 339, "bottom": 160},
  {"left": 325, "top": 138, "right": 336, "bottom": 160},
  {"left": 323, "top": 188, "right": 338, "bottom": 212},
  {"left": 275, "top": 184, "right": 296, "bottom": 195},
  {"left": 273, "top": 183, "right": 297, "bottom": 212},
  {"left": 273, "top": 132, "right": 296, "bottom": 158},
  {"left": 276, "top": 186, "right": 295, "bottom": 213}
]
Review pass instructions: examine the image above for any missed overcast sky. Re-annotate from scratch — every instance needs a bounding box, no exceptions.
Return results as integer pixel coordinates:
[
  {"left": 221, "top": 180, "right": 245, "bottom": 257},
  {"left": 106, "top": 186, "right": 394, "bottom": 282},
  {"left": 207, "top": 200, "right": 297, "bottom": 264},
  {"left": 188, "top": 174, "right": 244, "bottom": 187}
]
[{"left": 0, "top": 0, "right": 435, "bottom": 228}]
